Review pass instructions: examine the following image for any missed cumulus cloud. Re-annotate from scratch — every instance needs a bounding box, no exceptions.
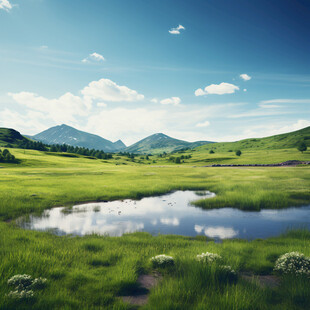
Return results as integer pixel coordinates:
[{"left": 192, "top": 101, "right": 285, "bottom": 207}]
[
  {"left": 81, "top": 78, "right": 144, "bottom": 102},
  {"left": 160, "top": 97, "right": 181, "bottom": 106},
  {"left": 151, "top": 98, "right": 158, "bottom": 103},
  {"left": 169, "top": 24, "right": 185, "bottom": 35},
  {"left": 194, "top": 88, "right": 205, "bottom": 96},
  {"left": 8, "top": 78, "right": 145, "bottom": 130},
  {"left": 82, "top": 52, "right": 105, "bottom": 63},
  {"left": 243, "top": 89, "right": 247, "bottom": 92},
  {"left": 0, "top": 0, "right": 12, "bottom": 11},
  {"left": 196, "top": 120, "right": 210, "bottom": 128},
  {"left": 195, "top": 83, "right": 239, "bottom": 96},
  {"left": 8, "top": 91, "right": 88, "bottom": 124},
  {"left": 240, "top": 74, "right": 251, "bottom": 81}
]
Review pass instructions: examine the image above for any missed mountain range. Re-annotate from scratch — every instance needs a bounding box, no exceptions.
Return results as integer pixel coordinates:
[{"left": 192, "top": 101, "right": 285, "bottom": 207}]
[
  {"left": 28, "top": 124, "right": 213, "bottom": 154},
  {"left": 1, "top": 124, "right": 309, "bottom": 155}
]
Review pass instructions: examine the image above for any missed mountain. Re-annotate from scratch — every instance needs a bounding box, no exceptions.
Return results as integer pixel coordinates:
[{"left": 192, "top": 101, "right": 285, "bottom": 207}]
[
  {"left": 31, "top": 124, "right": 126, "bottom": 152},
  {"left": 0, "top": 128, "right": 28, "bottom": 147},
  {"left": 124, "top": 133, "right": 213, "bottom": 154},
  {"left": 195, "top": 126, "right": 310, "bottom": 152}
]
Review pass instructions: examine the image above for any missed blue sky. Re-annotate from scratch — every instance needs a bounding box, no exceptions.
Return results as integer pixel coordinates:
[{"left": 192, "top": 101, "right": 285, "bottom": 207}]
[{"left": 0, "top": 0, "right": 309, "bottom": 145}]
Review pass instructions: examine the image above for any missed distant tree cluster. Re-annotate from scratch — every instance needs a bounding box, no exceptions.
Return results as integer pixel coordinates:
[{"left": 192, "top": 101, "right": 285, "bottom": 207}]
[
  {"left": 17, "top": 140, "right": 48, "bottom": 151},
  {"left": 0, "top": 149, "right": 17, "bottom": 163},
  {"left": 49, "top": 144, "right": 113, "bottom": 159},
  {"left": 117, "top": 152, "right": 137, "bottom": 160},
  {"left": 297, "top": 142, "right": 307, "bottom": 153},
  {"left": 168, "top": 154, "right": 191, "bottom": 163}
]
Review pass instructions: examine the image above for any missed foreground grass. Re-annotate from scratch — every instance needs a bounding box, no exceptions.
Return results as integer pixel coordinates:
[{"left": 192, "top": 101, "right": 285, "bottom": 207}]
[
  {"left": 0, "top": 148, "right": 309, "bottom": 309},
  {"left": 0, "top": 148, "right": 309, "bottom": 219},
  {"left": 1, "top": 223, "right": 310, "bottom": 309}
]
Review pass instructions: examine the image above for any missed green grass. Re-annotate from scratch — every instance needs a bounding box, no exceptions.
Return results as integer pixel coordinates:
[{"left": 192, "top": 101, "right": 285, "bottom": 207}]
[
  {"left": 196, "top": 126, "right": 310, "bottom": 153},
  {"left": 1, "top": 223, "right": 310, "bottom": 309},
  {"left": 0, "top": 148, "right": 309, "bottom": 220},
  {"left": 0, "top": 147, "right": 309, "bottom": 309}
]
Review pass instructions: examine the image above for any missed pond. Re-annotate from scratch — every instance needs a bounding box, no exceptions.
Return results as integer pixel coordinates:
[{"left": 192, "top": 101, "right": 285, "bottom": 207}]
[{"left": 18, "top": 190, "right": 310, "bottom": 240}]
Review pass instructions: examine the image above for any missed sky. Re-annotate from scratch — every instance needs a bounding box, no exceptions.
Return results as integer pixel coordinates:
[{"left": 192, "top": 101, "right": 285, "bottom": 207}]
[{"left": 0, "top": 0, "right": 310, "bottom": 145}]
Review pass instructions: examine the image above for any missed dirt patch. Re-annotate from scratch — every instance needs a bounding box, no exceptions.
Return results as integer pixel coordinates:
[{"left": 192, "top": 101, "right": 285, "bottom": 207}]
[
  {"left": 122, "top": 273, "right": 162, "bottom": 306},
  {"left": 241, "top": 272, "right": 280, "bottom": 288}
]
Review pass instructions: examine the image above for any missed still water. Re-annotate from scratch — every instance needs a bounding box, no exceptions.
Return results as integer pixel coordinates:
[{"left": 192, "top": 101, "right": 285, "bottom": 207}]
[{"left": 18, "top": 191, "right": 310, "bottom": 240}]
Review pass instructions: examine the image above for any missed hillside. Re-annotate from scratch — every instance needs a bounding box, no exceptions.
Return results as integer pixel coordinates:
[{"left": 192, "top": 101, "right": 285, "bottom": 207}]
[
  {"left": 195, "top": 126, "right": 310, "bottom": 153},
  {"left": 125, "top": 133, "right": 212, "bottom": 154},
  {"left": 31, "top": 124, "right": 126, "bottom": 152},
  {"left": 0, "top": 128, "right": 28, "bottom": 147}
]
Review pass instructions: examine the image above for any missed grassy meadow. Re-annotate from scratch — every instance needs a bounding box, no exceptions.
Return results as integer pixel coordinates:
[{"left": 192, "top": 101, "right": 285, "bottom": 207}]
[{"left": 0, "top": 147, "right": 309, "bottom": 309}]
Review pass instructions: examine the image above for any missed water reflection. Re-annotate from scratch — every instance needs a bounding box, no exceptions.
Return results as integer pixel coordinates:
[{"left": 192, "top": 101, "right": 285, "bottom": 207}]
[{"left": 18, "top": 190, "right": 310, "bottom": 239}]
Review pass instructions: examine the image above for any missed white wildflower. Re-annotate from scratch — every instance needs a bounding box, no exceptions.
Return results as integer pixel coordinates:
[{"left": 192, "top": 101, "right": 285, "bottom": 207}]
[
  {"left": 151, "top": 254, "right": 174, "bottom": 267},
  {"left": 196, "top": 252, "right": 222, "bottom": 264},
  {"left": 274, "top": 252, "right": 310, "bottom": 276}
]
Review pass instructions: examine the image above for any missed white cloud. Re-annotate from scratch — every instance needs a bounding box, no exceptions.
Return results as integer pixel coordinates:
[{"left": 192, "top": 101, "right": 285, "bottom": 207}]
[
  {"left": 260, "top": 99, "right": 310, "bottom": 104},
  {"left": 8, "top": 91, "right": 88, "bottom": 124},
  {"left": 151, "top": 98, "right": 158, "bottom": 103},
  {"left": 271, "top": 119, "right": 310, "bottom": 134},
  {"left": 195, "top": 82, "right": 239, "bottom": 96},
  {"left": 240, "top": 74, "right": 251, "bottom": 81},
  {"left": 40, "top": 45, "right": 48, "bottom": 50},
  {"left": 81, "top": 78, "right": 144, "bottom": 102},
  {"left": 97, "top": 102, "right": 107, "bottom": 107},
  {"left": 243, "top": 89, "right": 247, "bottom": 92},
  {"left": 196, "top": 120, "right": 210, "bottom": 128},
  {"left": 194, "top": 88, "right": 205, "bottom": 96},
  {"left": 259, "top": 98, "right": 310, "bottom": 109},
  {"left": 85, "top": 108, "right": 167, "bottom": 144},
  {"left": 160, "top": 97, "right": 181, "bottom": 106},
  {"left": 82, "top": 52, "right": 105, "bottom": 63},
  {"left": 0, "top": 0, "right": 12, "bottom": 11},
  {"left": 169, "top": 24, "right": 185, "bottom": 35},
  {"left": 0, "top": 109, "right": 48, "bottom": 134}
]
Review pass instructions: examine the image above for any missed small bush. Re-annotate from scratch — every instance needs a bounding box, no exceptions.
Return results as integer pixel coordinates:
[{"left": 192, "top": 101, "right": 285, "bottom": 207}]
[
  {"left": 196, "top": 252, "right": 222, "bottom": 264},
  {"left": 7, "top": 274, "right": 47, "bottom": 300},
  {"left": 218, "top": 265, "right": 238, "bottom": 282},
  {"left": 7, "top": 289, "right": 35, "bottom": 300},
  {"left": 274, "top": 252, "right": 310, "bottom": 276},
  {"left": 151, "top": 254, "right": 174, "bottom": 268}
]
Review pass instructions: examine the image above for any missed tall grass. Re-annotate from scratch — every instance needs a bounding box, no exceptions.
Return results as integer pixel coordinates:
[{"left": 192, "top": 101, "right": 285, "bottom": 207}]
[{"left": 1, "top": 223, "right": 310, "bottom": 309}]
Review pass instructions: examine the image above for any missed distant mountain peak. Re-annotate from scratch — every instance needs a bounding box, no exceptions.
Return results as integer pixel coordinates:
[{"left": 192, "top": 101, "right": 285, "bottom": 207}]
[
  {"left": 124, "top": 133, "right": 212, "bottom": 154},
  {"left": 32, "top": 124, "right": 125, "bottom": 152}
]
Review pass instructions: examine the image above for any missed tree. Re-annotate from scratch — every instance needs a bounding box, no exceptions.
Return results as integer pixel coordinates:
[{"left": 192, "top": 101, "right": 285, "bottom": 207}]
[
  {"left": 209, "top": 150, "right": 214, "bottom": 154},
  {"left": 236, "top": 150, "right": 242, "bottom": 156},
  {"left": 297, "top": 142, "right": 307, "bottom": 153},
  {"left": 175, "top": 157, "right": 181, "bottom": 164}
]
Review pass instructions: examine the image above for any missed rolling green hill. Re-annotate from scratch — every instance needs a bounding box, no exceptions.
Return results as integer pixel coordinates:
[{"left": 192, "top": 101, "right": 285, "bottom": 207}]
[
  {"left": 0, "top": 128, "right": 28, "bottom": 147},
  {"left": 125, "top": 133, "right": 212, "bottom": 154},
  {"left": 196, "top": 126, "right": 310, "bottom": 153}
]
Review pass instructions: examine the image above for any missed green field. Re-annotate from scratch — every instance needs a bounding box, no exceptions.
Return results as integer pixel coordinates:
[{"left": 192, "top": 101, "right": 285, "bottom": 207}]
[{"left": 0, "top": 146, "right": 310, "bottom": 309}]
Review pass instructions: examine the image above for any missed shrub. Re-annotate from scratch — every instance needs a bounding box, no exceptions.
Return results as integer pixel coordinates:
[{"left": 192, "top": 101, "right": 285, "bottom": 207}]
[
  {"left": 7, "top": 274, "right": 33, "bottom": 289},
  {"left": 236, "top": 150, "right": 242, "bottom": 156},
  {"left": 209, "top": 150, "right": 215, "bottom": 154},
  {"left": 196, "top": 252, "right": 222, "bottom": 264},
  {"left": 151, "top": 254, "right": 174, "bottom": 268},
  {"left": 274, "top": 252, "right": 310, "bottom": 276},
  {"left": 219, "top": 265, "right": 237, "bottom": 281},
  {"left": 7, "top": 274, "right": 47, "bottom": 300},
  {"left": 7, "top": 289, "right": 35, "bottom": 300}
]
